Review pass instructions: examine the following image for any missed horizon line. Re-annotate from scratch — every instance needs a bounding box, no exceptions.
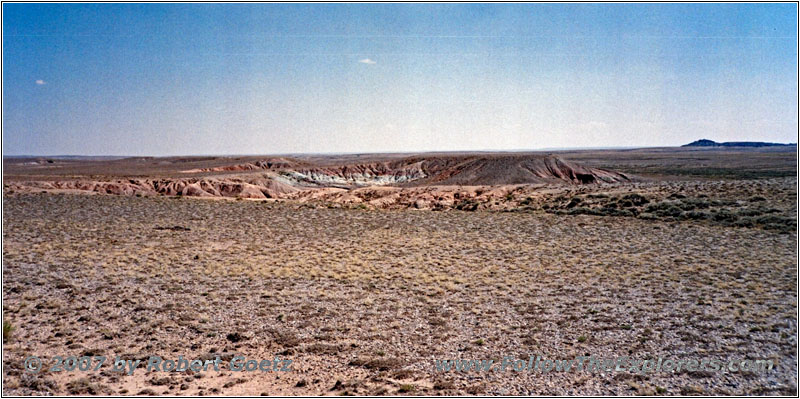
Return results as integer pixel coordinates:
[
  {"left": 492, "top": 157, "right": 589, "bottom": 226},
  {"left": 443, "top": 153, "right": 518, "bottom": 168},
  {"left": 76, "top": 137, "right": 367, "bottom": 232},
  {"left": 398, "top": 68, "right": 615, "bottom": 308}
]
[{"left": 3, "top": 143, "right": 798, "bottom": 159}]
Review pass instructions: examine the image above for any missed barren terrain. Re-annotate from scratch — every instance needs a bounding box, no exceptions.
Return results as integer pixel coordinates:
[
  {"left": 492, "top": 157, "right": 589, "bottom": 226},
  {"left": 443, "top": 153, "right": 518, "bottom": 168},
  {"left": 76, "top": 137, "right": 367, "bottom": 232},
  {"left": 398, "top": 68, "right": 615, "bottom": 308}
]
[{"left": 2, "top": 147, "right": 797, "bottom": 395}]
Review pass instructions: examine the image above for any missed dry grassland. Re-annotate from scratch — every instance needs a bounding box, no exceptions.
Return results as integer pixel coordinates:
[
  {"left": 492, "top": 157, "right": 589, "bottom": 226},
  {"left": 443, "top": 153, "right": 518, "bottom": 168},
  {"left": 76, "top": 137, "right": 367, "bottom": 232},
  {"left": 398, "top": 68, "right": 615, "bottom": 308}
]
[{"left": 3, "top": 177, "right": 797, "bottom": 395}]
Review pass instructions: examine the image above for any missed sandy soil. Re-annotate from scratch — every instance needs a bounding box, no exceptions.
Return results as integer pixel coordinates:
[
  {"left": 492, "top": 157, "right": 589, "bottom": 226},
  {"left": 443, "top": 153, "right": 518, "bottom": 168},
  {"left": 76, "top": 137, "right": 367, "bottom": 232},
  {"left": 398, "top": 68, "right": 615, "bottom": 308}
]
[
  {"left": 3, "top": 192, "right": 797, "bottom": 396},
  {"left": 2, "top": 148, "right": 797, "bottom": 395}
]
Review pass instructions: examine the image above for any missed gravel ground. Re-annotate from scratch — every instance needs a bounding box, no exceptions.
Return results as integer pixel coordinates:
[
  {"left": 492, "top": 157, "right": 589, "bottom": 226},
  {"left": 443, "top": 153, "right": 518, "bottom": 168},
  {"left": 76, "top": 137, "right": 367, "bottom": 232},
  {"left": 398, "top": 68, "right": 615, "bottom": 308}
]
[{"left": 2, "top": 187, "right": 796, "bottom": 396}]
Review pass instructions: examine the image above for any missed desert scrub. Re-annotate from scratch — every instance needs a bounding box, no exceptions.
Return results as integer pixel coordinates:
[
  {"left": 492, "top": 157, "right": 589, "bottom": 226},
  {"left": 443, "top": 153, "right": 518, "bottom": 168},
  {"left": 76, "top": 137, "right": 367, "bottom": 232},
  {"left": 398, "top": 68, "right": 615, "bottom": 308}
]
[
  {"left": 711, "top": 209, "right": 737, "bottom": 223},
  {"left": 599, "top": 207, "right": 635, "bottom": 217},
  {"left": 3, "top": 191, "right": 797, "bottom": 395},
  {"left": 565, "top": 197, "right": 583, "bottom": 208},
  {"left": 66, "top": 378, "right": 105, "bottom": 395},
  {"left": 755, "top": 215, "right": 797, "bottom": 232},
  {"left": 680, "top": 211, "right": 709, "bottom": 220},
  {"left": 737, "top": 207, "right": 772, "bottom": 217},
  {"left": 676, "top": 198, "right": 710, "bottom": 210},
  {"left": 562, "top": 207, "right": 603, "bottom": 216},
  {"left": 3, "top": 320, "right": 13, "bottom": 343},
  {"left": 455, "top": 199, "right": 479, "bottom": 211},
  {"left": 644, "top": 202, "right": 682, "bottom": 217},
  {"left": 620, "top": 193, "right": 649, "bottom": 206},
  {"left": 18, "top": 374, "right": 59, "bottom": 393},
  {"left": 398, "top": 384, "right": 416, "bottom": 393}
]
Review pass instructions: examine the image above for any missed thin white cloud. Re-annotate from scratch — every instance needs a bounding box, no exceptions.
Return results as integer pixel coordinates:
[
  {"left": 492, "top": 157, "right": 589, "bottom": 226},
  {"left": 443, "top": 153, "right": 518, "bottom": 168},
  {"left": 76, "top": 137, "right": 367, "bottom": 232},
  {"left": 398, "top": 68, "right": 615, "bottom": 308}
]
[
  {"left": 35, "top": 79, "right": 46, "bottom": 85},
  {"left": 358, "top": 58, "right": 376, "bottom": 65}
]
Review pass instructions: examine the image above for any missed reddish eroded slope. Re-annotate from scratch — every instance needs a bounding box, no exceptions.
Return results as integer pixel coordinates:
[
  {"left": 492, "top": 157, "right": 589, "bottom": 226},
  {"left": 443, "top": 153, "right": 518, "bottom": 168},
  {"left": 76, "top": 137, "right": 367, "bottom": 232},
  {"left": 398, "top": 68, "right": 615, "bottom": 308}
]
[
  {"left": 4, "top": 154, "right": 633, "bottom": 202},
  {"left": 7, "top": 176, "right": 299, "bottom": 199}
]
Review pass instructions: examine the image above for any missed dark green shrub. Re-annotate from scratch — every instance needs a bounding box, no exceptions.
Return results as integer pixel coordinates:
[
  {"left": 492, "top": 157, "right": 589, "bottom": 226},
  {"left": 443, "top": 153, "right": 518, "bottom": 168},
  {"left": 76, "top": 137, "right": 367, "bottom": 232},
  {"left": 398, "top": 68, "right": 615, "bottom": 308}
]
[
  {"left": 566, "top": 197, "right": 583, "bottom": 208},
  {"left": 617, "top": 199, "right": 634, "bottom": 208},
  {"left": 755, "top": 215, "right": 796, "bottom": 228},
  {"left": 646, "top": 202, "right": 682, "bottom": 217},
  {"left": 621, "top": 193, "right": 649, "bottom": 206},
  {"left": 712, "top": 210, "right": 737, "bottom": 223},
  {"left": 600, "top": 207, "right": 634, "bottom": 217},
  {"left": 681, "top": 211, "right": 709, "bottom": 220},
  {"left": 3, "top": 320, "right": 12, "bottom": 343},
  {"left": 664, "top": 206, "right": 683, "bottom": 217},
  {"left": 678, "top": 198, "right": 711, "bottom": 210},
  {"left": 733, "top": 218, "right": 755, "bottom": 228},
  {"left": 566, "top": 207, "right": 603, "bottom": 216},
  {"left": 645, "top": 202, "right": 671, "bottom": 212}
]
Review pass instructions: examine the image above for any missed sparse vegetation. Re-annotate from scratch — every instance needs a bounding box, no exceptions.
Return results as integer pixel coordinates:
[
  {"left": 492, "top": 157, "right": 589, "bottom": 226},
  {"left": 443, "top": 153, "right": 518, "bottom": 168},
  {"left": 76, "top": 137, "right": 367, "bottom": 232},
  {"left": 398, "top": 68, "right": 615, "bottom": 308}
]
[
  {"left": 3, "top": 320, "right": 13, "bottom": 343},
  {"left": 1, "top": 148, "right": 796, "bottom": 396},
  {"left": 398, "top": 384, "right": 415, "bottom": 393},
  {"left": 65, "top": 378, "right": 104, "bottom": 395}
]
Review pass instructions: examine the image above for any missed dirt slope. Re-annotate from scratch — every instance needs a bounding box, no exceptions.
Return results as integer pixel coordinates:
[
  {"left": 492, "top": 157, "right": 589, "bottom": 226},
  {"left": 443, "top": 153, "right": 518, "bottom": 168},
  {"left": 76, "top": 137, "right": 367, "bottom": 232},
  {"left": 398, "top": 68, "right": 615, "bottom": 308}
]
[
  {"left": 7, "top": 176, "right": 299, "bottom": 199},
  {"left": 264, "top": 154, "right": 631, "bottom": 187},
  {"left": 403, "top": 154, "right": 630, "bottom": 185},
  {"left": 4, "top": 154, "right": 633, "bottom": 203}
]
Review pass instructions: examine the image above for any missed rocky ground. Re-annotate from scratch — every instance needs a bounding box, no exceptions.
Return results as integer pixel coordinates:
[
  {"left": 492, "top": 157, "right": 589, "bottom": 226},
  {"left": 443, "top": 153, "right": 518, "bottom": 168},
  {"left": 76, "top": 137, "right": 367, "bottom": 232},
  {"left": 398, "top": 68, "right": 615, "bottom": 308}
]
[{"left": 2, "top": 176, "right": 797, "bottom": 395}]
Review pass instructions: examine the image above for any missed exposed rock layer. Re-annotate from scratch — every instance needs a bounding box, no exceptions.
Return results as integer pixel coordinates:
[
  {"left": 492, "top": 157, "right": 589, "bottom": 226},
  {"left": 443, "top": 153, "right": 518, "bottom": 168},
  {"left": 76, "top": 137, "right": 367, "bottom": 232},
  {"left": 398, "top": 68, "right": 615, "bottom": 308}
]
[
  {"left": 8, "top": 176, "right": 299, "bottom": 199},
  {"left": 5, "top": 154, "right": 633, "bottom": 202}
]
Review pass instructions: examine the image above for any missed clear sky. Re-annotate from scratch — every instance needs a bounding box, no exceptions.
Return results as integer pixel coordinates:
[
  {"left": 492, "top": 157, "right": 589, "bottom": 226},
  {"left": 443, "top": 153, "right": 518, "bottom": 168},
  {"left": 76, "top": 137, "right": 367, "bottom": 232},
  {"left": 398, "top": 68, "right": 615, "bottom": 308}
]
[{"left": 3, "top": 3, "right": 797, "bottom": 156}]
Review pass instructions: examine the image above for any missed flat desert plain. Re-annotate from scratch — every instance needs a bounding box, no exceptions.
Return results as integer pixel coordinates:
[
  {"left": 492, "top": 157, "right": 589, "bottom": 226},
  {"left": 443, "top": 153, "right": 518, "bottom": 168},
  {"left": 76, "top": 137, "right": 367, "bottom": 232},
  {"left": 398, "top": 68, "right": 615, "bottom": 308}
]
[{"left": 2, "top": 147, "right": 797, "bottom": 395}]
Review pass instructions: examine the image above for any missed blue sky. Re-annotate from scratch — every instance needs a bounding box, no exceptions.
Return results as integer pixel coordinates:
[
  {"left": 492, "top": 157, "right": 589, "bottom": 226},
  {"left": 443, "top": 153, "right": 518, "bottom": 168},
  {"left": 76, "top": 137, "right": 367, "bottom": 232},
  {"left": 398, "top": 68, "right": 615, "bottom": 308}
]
[{"left": 3, "top": 3, "right": 797, "bottom": 156}]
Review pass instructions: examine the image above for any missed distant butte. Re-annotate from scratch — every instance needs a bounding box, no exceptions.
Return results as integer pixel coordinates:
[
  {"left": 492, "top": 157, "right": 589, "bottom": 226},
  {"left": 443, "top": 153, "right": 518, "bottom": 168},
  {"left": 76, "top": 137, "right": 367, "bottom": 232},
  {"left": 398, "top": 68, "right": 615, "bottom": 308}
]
[{"left": 683, "top": 139, "right": 796, "bottom": 148}]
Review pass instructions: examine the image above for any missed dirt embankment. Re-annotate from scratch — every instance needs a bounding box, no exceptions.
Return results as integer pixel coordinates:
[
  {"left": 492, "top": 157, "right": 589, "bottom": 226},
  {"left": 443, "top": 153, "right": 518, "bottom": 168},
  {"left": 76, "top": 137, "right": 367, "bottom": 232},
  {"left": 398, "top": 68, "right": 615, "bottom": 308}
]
[
  {"left": 403, "top": 154, "right": 630, "bottom": 185},
  {"left": 4, "top": 154, "right": 632, "bottom": 202},
  {"left": 6, "top": 176, "right": 299, "bottom": 199},
  {"left": 273, "top": 154, "right": 632, "bottom": 187},
  {"left": 182, "top": 157, "right": 304, "bottom": 173}
]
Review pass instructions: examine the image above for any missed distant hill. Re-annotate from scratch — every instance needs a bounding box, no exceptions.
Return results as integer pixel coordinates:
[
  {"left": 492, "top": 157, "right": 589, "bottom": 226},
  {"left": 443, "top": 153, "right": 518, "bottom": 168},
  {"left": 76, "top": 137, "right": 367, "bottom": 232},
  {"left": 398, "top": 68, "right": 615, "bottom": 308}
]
[{"left": 683, "top": 139, "right": 796, "bottom": 148}]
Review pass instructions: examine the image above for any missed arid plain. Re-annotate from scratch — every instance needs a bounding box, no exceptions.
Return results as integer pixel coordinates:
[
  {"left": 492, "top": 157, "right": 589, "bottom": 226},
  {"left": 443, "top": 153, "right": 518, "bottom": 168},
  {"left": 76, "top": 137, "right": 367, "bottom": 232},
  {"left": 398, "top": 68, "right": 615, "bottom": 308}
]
[{"left": 2, "top": 146, "right": 797, "bottom": 395}]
